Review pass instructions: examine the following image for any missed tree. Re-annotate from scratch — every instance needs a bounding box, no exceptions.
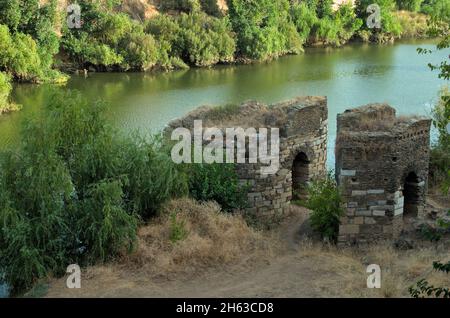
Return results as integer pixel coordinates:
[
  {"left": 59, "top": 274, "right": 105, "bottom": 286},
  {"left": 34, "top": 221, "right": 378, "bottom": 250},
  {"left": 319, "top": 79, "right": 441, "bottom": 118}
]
[{"left": 227, "top": 0, "right": 302, "bottom": 60}]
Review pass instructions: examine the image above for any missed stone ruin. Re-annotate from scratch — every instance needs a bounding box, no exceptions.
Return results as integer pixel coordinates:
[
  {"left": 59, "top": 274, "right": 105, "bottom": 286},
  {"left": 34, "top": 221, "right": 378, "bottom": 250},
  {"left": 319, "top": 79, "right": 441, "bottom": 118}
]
[
  {"left": 166, "top": 96, "right": 328, "bottom": 226},
  {"left": 335, "top": 104, "right": 432, "bottom": 246},
  {"left": 166, "top": 97, "right": 431, "bottom": 237}
]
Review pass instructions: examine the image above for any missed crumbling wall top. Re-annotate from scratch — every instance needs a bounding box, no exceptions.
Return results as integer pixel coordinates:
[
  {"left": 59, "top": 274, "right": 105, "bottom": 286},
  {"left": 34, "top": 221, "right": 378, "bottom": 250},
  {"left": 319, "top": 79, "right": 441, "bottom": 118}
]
[{"left": 165, "top": 96, "right": 327, "bottom": 138}]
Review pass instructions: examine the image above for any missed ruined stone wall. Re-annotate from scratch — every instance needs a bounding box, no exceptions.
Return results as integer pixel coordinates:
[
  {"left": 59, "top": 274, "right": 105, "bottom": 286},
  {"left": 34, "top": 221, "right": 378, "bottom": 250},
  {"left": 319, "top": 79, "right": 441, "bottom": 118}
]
[
  {"left": 239, "top": 97, "right": 328, "bottom": 226},
  {"left": 335, "top": 104, "right": 431, "bottom": 245},
  {"left": 165, "top": 96, "right": 328, "bottom": 227}
]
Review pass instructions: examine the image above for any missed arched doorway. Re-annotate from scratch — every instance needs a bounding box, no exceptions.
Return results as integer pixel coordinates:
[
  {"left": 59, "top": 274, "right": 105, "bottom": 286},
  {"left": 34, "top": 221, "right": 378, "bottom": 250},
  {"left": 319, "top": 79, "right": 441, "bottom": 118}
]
[
  {"left": 292, "top": 152, "right": 310, "bottom": 201},
  {"left": 403, "top": 172, "right": 421, "bottom": 218}
]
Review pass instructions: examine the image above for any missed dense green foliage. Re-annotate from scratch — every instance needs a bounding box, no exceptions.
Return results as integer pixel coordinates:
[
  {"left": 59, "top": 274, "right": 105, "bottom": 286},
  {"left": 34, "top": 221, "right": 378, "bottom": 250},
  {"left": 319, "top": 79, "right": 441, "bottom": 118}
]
[
  {"left": 227, "top": 0, "right": 302, "bottom": 60},
  {"left": 0, "top": 0, "right": 445, "bottom": 81},
  {"left": 421, "top": 0, "right": 450, "bottom": 19},
  {"left": 188, "top": 163, "right": 249, "bottom": 212},
  {"left": 145, "top": 12, "right": 235, "bottom": 68},
  {"left": 0, "top": 0, "right": 65, "bottom": 83},
  {"left": 0, "top": 72, "right": 20, "bottom": 114},
  {"left": 396, "top": 0, "right": 424, "bottom": 11},
  {"left": 62, "top": 1, "right": 235, "bottom": 70},
  {"left": 290, "top": 1, "right": 362, "bottom": 46},
  {"left": 356, "top": 0, "right": 403, "bottom": 42},
  {"left": 0, "top": 90, "right": 187, "bottom": 293},
  {"left": 169, "top": 211, "right": 189, "bottom": 243},
  {"left": 305, "top": 173, "right": 344, "bottom": 242},
  {"left": 62, "top": 1, "right": 158, "bottom": 71}
]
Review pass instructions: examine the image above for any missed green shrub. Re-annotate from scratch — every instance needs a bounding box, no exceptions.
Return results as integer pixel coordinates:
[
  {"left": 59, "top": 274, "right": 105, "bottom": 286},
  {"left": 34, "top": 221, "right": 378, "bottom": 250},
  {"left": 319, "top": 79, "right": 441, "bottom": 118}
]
[
  {"left": 0, "top": 72, "right": 20, "bottom": 114},
  {"left": 421, "top": 0, "right": 450, "bottom": 21},
  {"left": 290, "top": 2, "right": 318, "bottom": 42},
  {"left": 0, "top": 90, "right": 188, "bottom": 294},
  {"left": 409, "top": 261, "right": 450, "bottom": 298},
  {"left": 146, "top": 12, "right": 236, "bottom": 67},
  {"left": 161, "top": 0, "right": 202, "bottom": 13},
  {"left": 429, "top": 88, "right": 450, "bottom": 191},
  {"left": 305, "top": 173, "right": 344, "bottom": 242},
  {"left": 200, "top": 0, "right": 226, "bottom": 16},
  {"left": 188, "top": 163, "right": 249, "bottom": 212},
  {"left": 316, "top": 0, "right": 334, "bottom": 18},
  {"left": 334, "top": 3, "right": 363, "bottom": 44},
  {"left": 62, "top": 2, "right": 159, "bottom": 71},
  {"left": 396, "top": 0, "right": 424, "bottom": 11},
  {"left": 356, "top": 0, "right": 402, "bottom": 41},
  {"left": 292, "top": 2, "right": 361, "bottom": 46},
  {"left": 169, "top": 211, "right": 189, "bottom": 243},
  {"left": 177, "top": 12, "right": 236, "bottom": 66},
  {"left": 0, "top": 1, "right": 64, "bottom": 83},
  {"left": 228, "top": 0, "right": 302, "bottom": 60}
]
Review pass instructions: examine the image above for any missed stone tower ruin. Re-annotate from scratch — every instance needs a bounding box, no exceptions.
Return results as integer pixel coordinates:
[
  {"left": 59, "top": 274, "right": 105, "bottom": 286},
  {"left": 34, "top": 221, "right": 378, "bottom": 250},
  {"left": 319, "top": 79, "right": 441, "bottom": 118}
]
[
  {"left": 335, "top": 104, "right": 432, "bottom": 245},
  {"left": 166, "top": 96, "right": 328, "bottom": 226}
]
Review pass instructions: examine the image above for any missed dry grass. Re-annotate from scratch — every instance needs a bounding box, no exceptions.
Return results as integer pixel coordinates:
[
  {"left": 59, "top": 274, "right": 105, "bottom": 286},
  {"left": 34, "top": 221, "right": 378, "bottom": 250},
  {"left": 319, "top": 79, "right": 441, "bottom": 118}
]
[
  {"left": 294, "top": 239, "right": 450, "bottom": 297},
  {"left": 396, "top": 11, "right": 429, "bottom": 38},
  {"left": 45, "top": 201, "right": 449, "bottom": 298},
  {"left": 119, "top": 197, "right": 273, "bottom": 278}
]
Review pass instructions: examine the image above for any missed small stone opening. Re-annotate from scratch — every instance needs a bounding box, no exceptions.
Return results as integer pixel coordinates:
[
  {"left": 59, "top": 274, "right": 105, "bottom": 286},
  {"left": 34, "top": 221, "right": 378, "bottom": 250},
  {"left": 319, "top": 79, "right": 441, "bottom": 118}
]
[
  {"left": 403, "top": 172, "right": 421, "bottom": 218},
  {"left": 292, "top": 152, "right": 310, "bottom": 201}
]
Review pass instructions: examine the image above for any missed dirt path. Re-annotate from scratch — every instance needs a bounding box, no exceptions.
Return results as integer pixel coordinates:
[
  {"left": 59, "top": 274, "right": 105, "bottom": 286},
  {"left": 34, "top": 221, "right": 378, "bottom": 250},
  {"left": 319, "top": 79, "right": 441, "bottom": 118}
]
[
  {"left": 44, "top": 204, "right": 450, "bottom": 298},
  {"left": 46, "top": 207, "right": 333, "bottom": 298}
]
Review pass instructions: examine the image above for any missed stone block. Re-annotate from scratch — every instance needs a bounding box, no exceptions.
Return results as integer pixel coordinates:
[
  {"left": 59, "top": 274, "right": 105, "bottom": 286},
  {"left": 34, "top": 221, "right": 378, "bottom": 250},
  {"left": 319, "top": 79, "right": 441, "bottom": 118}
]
[
  {"left": 355, "top": 210, "right": 372, "bottom": 216},
  {"left": 341, "top": 169, "right": 356, "bottom": 176},
  {"left": 351, "top": 190, "right": 367, "bottom": 196},
  {"left": 372, "top": 210, "right": 386, "bottom": 216},
  {"left": 367, "top": 189, "right": 385, "bottom": 194},
  {"left": 339, "top": 224, "right": 359, "bottom": 234}
]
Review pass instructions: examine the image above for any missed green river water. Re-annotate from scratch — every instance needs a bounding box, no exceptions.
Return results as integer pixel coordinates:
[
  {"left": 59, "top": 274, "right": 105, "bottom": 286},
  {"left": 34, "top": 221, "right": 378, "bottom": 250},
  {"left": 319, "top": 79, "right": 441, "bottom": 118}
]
[{"left": 0, "top": 39, "right": 447, "bottom": 167}]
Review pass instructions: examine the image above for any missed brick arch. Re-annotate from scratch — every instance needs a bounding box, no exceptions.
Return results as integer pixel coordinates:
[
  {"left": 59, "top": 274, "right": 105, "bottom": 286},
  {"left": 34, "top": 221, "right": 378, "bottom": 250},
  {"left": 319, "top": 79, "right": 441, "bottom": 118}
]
[
  {"left": 399, "top": 166, "right": 426, "bottom": 219},
  {"left": 282, "top": 146, "right": 315, "bottom": 170}
]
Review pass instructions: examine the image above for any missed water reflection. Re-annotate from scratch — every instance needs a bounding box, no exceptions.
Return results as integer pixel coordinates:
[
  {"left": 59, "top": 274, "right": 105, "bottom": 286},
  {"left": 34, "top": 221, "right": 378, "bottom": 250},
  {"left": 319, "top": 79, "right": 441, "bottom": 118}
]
[{"left": 0, "top": 39, "right": 446, "bottom": 168}]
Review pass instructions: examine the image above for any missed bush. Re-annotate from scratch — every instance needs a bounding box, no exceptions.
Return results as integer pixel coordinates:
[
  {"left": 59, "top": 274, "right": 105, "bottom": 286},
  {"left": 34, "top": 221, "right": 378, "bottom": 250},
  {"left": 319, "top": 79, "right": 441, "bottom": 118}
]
[
  {"left": 290, "top": 2, "right": 318, "bottom": 42},
  {"left": 177, "top": 12, "right": 236, "bottom": 66},
  {"left": 0, "top": 72, "right": 20, "bottom": 114},
  {"left": 146, "top": 12, "right": 236, "bottom": 68},
  {"left": 429, "top": 88, "right": 450, "bottom": 191},
  {"left": 421, "top": 0, "right": 450, "bottom": 21},
  {"left": 305, "top": 173, "right": 344, "bottom": 242},
  {"left": 291, "top": 2, "right": 362, "bottom": 46},
  {"left": 169, "top": 211, "right": 189, "bottom": 243},
  {"left": 409, "top": 261, "right": 450, "bottom": 298},
  {"left": 396, "top": 0, "right": 424, "bottom": 11},
  {"left": 62, "top": 2, "right": 159, "bottom": 71},
  {"left": 0, "top": 1, "right": 64, "bottom": 83},
  {"left": 188, "top": 163, "right": 249, "bottom": 212},
  {"left": 160, "top": 0, "right": 202, "bottom": 13},
  {"left": 356, "top": 0, "right": 402, "bottom": 41},
  {"left": 0, "top": 90, "right": 188, "bottom": 294},
  {"left": 227, "top": 0, "right": 302, "bottom": 60}
]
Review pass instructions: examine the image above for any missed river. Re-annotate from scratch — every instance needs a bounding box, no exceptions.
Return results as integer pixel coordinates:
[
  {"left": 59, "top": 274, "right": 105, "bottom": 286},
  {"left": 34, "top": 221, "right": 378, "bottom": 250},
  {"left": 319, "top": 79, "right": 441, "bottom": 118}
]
[{"left": 0, "top": 39, "right": 447, "bottom": 167}]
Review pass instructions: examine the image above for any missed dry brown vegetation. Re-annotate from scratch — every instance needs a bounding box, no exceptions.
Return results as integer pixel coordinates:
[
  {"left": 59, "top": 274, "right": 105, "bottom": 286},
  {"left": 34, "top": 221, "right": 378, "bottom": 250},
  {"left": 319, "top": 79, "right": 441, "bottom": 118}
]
[
  {"left": 296, "top": 239, "right": 450, "bottom": 297},
  {"left": 120, "top": 197, "right": 274, "bottom": 278},
  {"left": 44, "top": 201, "right": 450, "bottom": 298},
  {"left": 395, "top": 11, "right": 429, "bottom": 38}
]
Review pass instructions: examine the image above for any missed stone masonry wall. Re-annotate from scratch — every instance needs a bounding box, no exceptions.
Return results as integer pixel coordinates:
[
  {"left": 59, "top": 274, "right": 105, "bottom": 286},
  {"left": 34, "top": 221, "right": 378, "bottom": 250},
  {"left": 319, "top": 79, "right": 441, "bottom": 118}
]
[
  {"left": 165, "top": 96, "right": 328, "bottom": 227},
  {"left": 335, "top": 104, "right": 431, "bottom": 245}
]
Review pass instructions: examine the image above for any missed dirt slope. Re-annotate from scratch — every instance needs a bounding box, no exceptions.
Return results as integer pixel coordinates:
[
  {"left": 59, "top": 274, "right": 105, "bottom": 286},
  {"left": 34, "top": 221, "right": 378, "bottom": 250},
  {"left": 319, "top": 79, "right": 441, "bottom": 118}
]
[{"left": 44, "top": 204, "right": 450, "bottom": 298}]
